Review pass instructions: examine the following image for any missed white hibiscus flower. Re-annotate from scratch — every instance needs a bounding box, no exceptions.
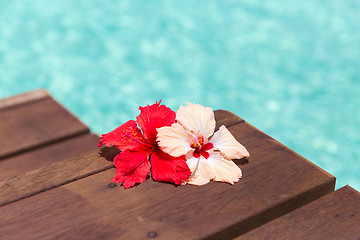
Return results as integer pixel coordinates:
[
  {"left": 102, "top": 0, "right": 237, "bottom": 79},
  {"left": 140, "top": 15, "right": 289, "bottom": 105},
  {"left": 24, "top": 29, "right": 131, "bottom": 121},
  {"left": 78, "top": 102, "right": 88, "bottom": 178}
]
[{"left": 157, "top": 103, "right": 249, "bottom": 186}]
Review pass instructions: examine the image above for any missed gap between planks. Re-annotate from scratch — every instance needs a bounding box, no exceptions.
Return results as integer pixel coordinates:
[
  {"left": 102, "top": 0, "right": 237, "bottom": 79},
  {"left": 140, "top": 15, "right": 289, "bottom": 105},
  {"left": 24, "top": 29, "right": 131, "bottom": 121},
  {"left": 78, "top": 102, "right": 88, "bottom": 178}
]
[
  {"left": 0, "top": 110, "right": 336, "bottom": 239},
  {"left": 0, "top": 133, "right": 100, "bottom": 181},
  {"left": 0, "top": 90, "right": 90, "bottom": 161},
  {"left": 0, "top": 150, "right": 114, "bottom": 207},
  {"left": 0, "top": 130, "right": 91, "bottom": 161},
  {"left": 0, "top": 110, "right": 244, "bottom": 207},
  {"left": 237, "top": 185, "right": 360, "bottom": 240}
]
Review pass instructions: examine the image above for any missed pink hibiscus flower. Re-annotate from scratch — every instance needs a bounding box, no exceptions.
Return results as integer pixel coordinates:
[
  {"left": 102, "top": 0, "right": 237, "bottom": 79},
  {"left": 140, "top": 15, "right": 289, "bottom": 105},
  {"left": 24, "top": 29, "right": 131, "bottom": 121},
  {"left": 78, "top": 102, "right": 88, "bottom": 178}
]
[{"left": 98, "top": 102, "right": 191, "bottom": 188}]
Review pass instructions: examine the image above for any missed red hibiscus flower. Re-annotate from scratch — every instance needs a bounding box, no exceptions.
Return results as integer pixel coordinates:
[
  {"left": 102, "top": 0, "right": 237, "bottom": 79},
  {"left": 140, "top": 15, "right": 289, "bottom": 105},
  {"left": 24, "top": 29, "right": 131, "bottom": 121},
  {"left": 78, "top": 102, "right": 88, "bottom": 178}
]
[{"left": 98, "top": 102, "right": 191, "bottom": 188}]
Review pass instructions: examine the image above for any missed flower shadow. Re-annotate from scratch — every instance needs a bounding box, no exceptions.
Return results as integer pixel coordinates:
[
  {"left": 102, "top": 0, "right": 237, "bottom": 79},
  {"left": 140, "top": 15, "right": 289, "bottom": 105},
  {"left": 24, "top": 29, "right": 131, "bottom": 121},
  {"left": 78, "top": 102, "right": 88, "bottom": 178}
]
[
  {"left": 98, "top": 146, "right": 120, "bottom": 162},
  {"left": 233, "top": 157, "right": 249, "bottom": 166}
]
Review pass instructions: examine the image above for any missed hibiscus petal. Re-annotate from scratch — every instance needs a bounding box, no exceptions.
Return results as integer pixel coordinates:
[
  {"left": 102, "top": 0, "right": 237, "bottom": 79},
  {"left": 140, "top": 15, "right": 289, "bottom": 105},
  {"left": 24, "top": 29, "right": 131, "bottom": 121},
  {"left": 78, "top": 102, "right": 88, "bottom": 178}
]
[
  {"left": 157, "top": 123, "right": 192, "bottom": 157},
  {"left": 136, "top": 101, "right": 176, "bottom": 145},
  {"left": 186, "top": 156, "right": 215, "bottom": 186},
  {"left": 150, "top": 150, "right": 191, "bottom": 185},
  {"left": 206, "top": 152, "right": 242, "bottom": 185},
  {"left": 112, "top": 147, "right": 151, "bottom": 188},
  {"left": 176, "top": 103, "right": 215, "bottom": 141},
  {"left": 210, "top": 125, "right": 250, "bottom": 159},
  {"left": 98, "top": 120, "right": 148, "bottom": 151}
]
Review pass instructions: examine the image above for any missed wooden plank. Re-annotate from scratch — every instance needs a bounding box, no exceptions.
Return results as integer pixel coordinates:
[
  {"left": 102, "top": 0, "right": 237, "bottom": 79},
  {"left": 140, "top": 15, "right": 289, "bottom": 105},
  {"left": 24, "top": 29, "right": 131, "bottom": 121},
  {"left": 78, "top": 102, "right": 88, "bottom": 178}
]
[
  {"left": 0, "top": 89, "right": 49, "bottom": 111},
  {"left": 0, "top": 90, "right": 90, "bottom": 160},
  {"left": 0, "top": 149, "right": 113, "bottom": 207},
  {"left": 214, "top": 109, "right": 244, "bottom": 129},
  {"left": 0, "top": 134, "right": 100, "bottom": 181},
  {"left": 0, "top": 109, "right": 239, "bottom": 207},
  {"left": 238, "top": 186, "right": 360, "bottom": 240},
  {"left": 0, "top": 119, "right": 336, "bottom": 239}
]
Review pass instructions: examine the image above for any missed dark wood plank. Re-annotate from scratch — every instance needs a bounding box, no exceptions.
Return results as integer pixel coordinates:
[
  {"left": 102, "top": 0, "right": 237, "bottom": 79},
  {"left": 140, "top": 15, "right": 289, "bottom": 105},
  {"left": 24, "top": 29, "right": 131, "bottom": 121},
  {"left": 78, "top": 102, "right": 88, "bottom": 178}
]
[
  {"left": 0, "top": 109, "right": 239, "bottom": 208},
  {"left": 0, "top": 89, "right": 89, "bottom": 160},
  {"left": 238, "top": 186, "right": 360, "bottom": 240},
  {"left": 214, "top": 109, "right": 244, "bottom": 129},
  {"left": 0, "top": 89, "right": 49, "bottom": 111},
  {"left": 0, "top": 120, "right": 335, "bottom": 239},
  {"left": 0, "top": 150, "right": 113, "bottom": 207},
  {"left": 0, "top": 134, "right": 100, "bottom": 181}
]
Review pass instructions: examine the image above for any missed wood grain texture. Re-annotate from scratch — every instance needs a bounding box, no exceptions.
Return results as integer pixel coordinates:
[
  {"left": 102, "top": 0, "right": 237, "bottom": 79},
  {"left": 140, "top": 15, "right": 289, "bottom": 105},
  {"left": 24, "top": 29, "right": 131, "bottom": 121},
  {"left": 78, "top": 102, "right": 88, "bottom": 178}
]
[
  {"left": 0, "top": 91, "right": 89, "bottom": 160},
  {"left": 0, "top": 119, "right": 336, "bottom": 240},
  {"left": 0, "top": 134, "right": 100, "bottom": 181},
  {"left": 214, "top": 109, "right": 244, "bottom": 129},
  {"left": 0, "top": 109, "right": 239, "bottom": 209},
  {"left": 0, "top": 89, "right": 49, "bottom": 111},
  {"left": 0, "top": 150, "right": 113, "bottom": 207},
  {"left": 203, "top": 122, "right": 336, "bottom": 239},
  {"left": 238, "top": 186, "right": 360, "bottom": 240}
]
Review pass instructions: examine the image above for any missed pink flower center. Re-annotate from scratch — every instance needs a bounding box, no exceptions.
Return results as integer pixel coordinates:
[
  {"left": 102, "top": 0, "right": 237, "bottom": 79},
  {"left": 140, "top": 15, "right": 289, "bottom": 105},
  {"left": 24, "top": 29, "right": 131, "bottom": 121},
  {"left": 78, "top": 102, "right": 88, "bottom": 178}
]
[{"left": 189, "top": 133, "right": 213, "bottom": 159}]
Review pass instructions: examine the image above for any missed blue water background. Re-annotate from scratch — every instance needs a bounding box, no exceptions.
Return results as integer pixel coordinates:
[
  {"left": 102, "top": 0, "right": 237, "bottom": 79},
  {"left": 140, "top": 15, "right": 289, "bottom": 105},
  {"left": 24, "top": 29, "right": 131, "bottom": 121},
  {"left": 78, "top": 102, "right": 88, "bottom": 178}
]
[{"left": 1, "top": 0, "right": 359, "bottom": 190}]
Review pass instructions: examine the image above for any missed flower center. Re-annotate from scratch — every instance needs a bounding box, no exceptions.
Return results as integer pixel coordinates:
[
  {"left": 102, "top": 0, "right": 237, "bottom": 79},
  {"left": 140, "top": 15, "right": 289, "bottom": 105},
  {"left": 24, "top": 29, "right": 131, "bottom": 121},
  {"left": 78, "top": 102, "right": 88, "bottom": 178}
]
[{"left": 187, "top": 131, "right": 213, "bottom": 159}]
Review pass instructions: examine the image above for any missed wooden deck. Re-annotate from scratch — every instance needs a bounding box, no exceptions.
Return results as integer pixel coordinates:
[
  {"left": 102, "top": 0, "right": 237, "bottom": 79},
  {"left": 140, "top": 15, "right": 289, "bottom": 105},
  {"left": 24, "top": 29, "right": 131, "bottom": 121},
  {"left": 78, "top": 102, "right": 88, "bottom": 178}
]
[
  {"left": 0, "top": 89, "right": 99, "bottom": 180},
  {"left": 0, "top": 89, "right": 359, "bottom": 239}
]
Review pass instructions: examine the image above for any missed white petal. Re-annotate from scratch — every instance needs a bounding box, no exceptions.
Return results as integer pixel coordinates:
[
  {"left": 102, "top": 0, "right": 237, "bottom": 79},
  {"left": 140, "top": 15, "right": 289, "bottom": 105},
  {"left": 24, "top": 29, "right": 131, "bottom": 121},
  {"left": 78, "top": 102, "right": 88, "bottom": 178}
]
[
  {"left": 157, "top": 123, "right": 192, "bottom": 157},
  {"left": 176, "top": 103, "right": 215, "bottom": 141},
  {"left": 210, "top": 125, "right": 250, "bottom": 159},
  {"left": 186, "top": 156, "right": 215, "bottom": 186},
  {"left": 207, "top": 152, "right": 242, "bottom": 184},
  {"left": 186, "top": 156, "right": 200, "bottom": 174}
]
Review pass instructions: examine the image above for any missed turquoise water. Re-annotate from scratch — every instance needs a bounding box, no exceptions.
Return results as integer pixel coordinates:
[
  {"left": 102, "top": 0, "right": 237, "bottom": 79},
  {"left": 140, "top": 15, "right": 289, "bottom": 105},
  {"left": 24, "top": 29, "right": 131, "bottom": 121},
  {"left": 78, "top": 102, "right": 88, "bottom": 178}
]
[{"left": 1, "top": 1, "right": 359, "bottom": 190}]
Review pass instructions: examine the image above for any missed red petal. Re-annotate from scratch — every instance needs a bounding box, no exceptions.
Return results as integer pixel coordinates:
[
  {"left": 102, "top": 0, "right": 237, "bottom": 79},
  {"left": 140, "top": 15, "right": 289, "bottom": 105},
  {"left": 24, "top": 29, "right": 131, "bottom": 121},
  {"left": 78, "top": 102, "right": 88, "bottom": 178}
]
[
  {"left": 193, "top": 151, "right": 200, "bottom": 158},
  {"left": 150, "top": 150, "right": 191, "bottom": 185},
  {"left": 98, "top": 120, "right": 149, "bottom": 151},
  {"left": 112, "top": 147, "right": 151, "bottom": 188},
  {"left": 200, "top": 142, "right": 213, "bottom": 159},
  {"left": 202, "top": 142, "right": 214, "bottom": 151},
  {"left": 136, "top": 101, "right": 176, "bottom": 146},
  {"left": 200, "top": 150, "right": 210, "bottom": 159}
]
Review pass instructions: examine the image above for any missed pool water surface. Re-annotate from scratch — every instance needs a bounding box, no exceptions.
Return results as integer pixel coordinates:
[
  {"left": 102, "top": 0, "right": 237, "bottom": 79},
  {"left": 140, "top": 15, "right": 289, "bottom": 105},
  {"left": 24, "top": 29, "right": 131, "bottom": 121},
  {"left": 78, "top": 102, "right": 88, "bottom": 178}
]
[{"left": 0, "top": 0, "right": 359, "bottom": 190}]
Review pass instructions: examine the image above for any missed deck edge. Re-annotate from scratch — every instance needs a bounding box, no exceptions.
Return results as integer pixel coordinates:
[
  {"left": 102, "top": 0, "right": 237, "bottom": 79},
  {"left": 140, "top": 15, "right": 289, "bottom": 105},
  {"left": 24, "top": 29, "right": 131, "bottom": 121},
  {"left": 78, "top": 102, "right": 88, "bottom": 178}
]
[
  {"left": 204, "top": 177, "right": 336, "bottom": 240},
  {"left": 0, "top": 89, "right": 50, "bottom": 111}
]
